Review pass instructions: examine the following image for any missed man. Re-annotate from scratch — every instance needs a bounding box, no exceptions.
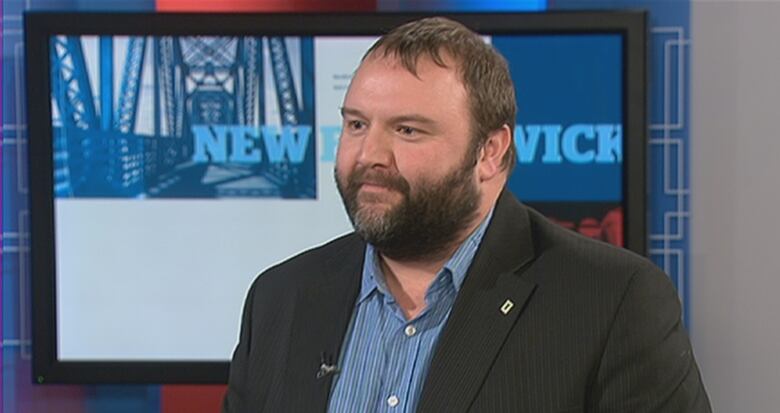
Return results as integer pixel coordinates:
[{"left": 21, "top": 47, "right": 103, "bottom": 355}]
[{"left": 223, "top": 17, "right": 711, "bottom": 412}]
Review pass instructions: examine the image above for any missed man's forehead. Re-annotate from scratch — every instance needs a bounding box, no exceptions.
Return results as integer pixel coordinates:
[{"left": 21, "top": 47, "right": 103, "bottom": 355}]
[
  {"left": 341, "top": 55, "right": 469, "bottom": 123},
  {"left": 359, "top": 50, "right": 457, "bottom": 78},
  {"left": 346, "top": 57, "right": 464, "bottom": 101}
]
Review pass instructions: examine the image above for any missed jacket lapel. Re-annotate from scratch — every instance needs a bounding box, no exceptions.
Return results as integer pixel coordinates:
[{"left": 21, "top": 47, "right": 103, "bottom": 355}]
[
  {"left": 418, "top": 191, "right": 538, "bottom": 413},
  {"left": 281, "top": 236, "right": 364, "bottom": 412}
]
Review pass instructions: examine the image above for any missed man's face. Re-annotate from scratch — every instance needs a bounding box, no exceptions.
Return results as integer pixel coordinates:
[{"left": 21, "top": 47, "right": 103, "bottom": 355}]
[{"left": 335, "top": 55, "right": 482, "bottom": 260}]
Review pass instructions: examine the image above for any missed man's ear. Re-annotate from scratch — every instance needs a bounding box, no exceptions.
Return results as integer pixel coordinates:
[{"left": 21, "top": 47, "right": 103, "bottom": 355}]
[{"left": 477, "top": 124, "right": 512, "bottom": 182}]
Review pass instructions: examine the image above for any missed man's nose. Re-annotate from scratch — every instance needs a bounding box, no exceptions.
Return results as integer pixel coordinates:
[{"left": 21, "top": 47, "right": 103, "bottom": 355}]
[{"left": 356, "top": 127, "right": 394, "bottom": 168}]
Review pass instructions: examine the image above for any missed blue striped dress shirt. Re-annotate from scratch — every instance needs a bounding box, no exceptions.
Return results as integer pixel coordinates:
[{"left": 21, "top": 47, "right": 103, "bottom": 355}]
[{"left": 327, "top": 213, "right": 492, "bottom": 413}]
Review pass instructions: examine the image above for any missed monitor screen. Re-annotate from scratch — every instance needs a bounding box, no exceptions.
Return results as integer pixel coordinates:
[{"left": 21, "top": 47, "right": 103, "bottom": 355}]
[{"left": 25, "top": 12, "right": 646, "bottom": 383}]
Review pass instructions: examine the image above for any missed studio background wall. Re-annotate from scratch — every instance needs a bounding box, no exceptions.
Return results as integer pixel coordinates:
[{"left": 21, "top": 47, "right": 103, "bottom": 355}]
[
  {"left": 7, "top": 0, "right": 759, "bottom": 412},
  {"left": 690, "top": 1, "right": 780, "bottom": 412}
]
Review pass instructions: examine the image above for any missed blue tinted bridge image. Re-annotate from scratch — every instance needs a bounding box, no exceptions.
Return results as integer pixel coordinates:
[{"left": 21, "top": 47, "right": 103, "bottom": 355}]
[{"left": 49, "top": 35, "right": 316, "bottom": 199}]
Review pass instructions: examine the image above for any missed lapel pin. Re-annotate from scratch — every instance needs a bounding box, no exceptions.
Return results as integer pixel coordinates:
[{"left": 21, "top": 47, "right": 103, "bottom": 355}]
[{"left": 500, "top": 299, "right": 514, "bottom": 315}]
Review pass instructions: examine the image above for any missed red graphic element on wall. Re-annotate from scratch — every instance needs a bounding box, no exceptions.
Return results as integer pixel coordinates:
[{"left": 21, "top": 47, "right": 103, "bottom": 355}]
[
  {"left": 157, "top": 0, "right": 375, "bottom": 12},
  {"left": 162, "top": 385, "right": 227, "bottom": 413},
  {"left": 548, "top": 207, "right": 624, "bottom": 247}
]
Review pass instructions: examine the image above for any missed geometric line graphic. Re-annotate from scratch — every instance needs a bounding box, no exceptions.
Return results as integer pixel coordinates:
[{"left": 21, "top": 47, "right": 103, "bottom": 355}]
[{"left": 648, "top": 26, "right": 690, "bottom": 323}]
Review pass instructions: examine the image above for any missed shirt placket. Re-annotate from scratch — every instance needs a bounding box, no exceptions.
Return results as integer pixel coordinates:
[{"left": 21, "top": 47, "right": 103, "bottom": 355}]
[{"left": 376, "top": 296, "right": 427, "bottom": 413}]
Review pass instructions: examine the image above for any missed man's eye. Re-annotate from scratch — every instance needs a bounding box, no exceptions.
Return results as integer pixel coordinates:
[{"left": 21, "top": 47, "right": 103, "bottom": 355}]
[
  {"left": 397, "top": 126, "right": 417, "bottom": 136},
  {"left": 347, "top": 120, "right": 366, "bottom": 131}
]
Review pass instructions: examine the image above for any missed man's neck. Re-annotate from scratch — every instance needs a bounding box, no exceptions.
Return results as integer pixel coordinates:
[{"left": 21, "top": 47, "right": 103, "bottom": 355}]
[{"left": 379, "top": 255, "right": 445, "bottom": 320}]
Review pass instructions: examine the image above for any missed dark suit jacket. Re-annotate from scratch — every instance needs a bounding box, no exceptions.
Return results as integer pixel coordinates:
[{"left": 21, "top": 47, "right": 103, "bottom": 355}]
[{"left": 223, "top": 191, "right": 711, "bottom": 412}]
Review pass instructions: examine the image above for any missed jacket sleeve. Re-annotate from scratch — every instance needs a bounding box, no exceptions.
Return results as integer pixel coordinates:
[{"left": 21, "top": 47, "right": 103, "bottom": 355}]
[
  {"left": 222, "top": 281, "right": 257, "bottom": 413},
  {"left": 589, "top": 263, "right": 712, "bottom": 412}
]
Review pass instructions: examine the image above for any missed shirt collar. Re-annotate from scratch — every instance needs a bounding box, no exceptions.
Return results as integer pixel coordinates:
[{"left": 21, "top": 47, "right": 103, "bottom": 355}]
[{"left": 357, "top": 208, "right": 494, "bottom": 304}]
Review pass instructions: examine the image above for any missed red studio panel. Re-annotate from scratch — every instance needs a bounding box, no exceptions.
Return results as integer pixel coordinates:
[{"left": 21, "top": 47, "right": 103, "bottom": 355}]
[
  {"left": 161, "top": 385, "right": 227, "bottom": 413},
  {"left": 156, "top": 0, "right": 376, "bottom": 12}
]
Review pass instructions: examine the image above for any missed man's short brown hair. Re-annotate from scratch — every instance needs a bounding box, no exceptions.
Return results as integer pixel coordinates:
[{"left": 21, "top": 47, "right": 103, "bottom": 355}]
[{"left": 364, "top": 17, "right": 517, "bottom": 172}]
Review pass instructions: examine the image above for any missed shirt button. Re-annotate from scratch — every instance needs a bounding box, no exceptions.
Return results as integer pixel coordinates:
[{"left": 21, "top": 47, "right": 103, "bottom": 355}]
[
  {"left": 387, "top": 395, "right": 399, "bottom": 407},
  {"left": 404, "top": 325, "right": 417, "bottom": 337}
]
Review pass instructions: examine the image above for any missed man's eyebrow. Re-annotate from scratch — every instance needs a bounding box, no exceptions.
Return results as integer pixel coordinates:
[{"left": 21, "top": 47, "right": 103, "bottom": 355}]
[
  {"left": 340, "top": 107, "right": 365, "bottom": 118},
  {"left": 341, "top": 107, "right": 436, "bottom": 126},
  {"left": 387, "top": 114, "right": 437, "bottom": 126}
]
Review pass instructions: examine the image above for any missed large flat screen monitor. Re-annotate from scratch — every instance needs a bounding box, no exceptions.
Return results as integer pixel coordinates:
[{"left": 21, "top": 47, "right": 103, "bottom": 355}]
[{"left": 25, "top": 11, "right": 646, "bottom": 383}]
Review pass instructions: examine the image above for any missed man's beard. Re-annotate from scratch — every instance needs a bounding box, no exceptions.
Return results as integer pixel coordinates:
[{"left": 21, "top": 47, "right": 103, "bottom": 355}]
[{"left": 335, "top": 158, "right": 481, "bottom": 261}]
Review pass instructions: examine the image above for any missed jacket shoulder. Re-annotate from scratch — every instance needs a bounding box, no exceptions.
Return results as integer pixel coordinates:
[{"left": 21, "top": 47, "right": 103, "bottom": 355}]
[{"left": 525, "top": 206, "right": 662, "bottom": 287}]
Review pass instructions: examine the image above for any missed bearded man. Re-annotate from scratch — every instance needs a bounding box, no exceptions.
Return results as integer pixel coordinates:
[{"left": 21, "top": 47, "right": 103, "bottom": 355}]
[{"left": 223, "top": 17, "right": 711, "bottom": 413}]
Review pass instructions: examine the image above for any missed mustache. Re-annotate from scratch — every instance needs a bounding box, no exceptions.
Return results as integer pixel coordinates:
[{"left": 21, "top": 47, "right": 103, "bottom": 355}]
[{"left": 347, "top": 166, "right": 410, "bottom": 194}]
